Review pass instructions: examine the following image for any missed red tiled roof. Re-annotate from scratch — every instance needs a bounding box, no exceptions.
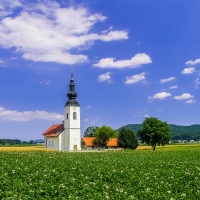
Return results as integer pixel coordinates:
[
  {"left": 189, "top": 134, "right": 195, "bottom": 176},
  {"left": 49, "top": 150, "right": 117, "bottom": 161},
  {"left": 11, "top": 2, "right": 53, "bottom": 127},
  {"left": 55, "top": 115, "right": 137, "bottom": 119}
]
[
  {"left": 82, "top": 137, "right": 95, "bottom": 146},
  {"left": 83, "top": 137, "right": 118, "bottom": 147},
  {"left": 107, "top": 138, "right": 118, "bottom": 147},
  {"left": 43, "top": 124, "right": 64, "bottom": 137}
]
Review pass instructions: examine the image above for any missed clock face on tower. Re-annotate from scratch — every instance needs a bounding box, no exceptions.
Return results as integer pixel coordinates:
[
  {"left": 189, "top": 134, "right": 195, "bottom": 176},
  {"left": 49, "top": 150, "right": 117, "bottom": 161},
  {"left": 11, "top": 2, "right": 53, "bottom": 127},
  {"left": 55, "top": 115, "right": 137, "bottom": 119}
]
[{"left": 73, "top": 107, "right": 77, "bottom": 111}]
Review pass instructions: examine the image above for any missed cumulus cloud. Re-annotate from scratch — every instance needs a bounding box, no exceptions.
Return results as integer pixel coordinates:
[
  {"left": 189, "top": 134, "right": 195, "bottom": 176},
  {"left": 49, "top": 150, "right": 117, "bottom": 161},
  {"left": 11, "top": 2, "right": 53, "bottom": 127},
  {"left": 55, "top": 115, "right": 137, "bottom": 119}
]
[
  {"left": 0, "top": 107, "right": 64, "bottom": 121},
  {"left": 170, "top": 85, "right": 178, "bottom": 89},
  {"left": 185, "top": 100, "right": 196, "bottom": 104},
  {"left": 174, "top": 93, "right": 194, "bottom": 100},
  {"left": 144, "top": 114, "right": 149, "bottom": 118},
  {"left": 93, "top": 53, "right": 152, "bottom": 69},
  {"left": 148, "top": 92, "right": 171, "bottom": 100},
  {"left": 185, "top": 58, "right": 200, "bottom": 65},
  {"left": 160, "top": 76, "right": 175, "bottom": 83},
  {"left": 181, "top": 67, "right": 195, "bottom": 74},
  {"left": 0, "top": 1, "right": 128, "bottom": 65},
  {"left": 125, "top": 72, "right": 145, "bottom": 84},
  {"left": 98, "top": 72, "right": 111, "bottom": 82}
]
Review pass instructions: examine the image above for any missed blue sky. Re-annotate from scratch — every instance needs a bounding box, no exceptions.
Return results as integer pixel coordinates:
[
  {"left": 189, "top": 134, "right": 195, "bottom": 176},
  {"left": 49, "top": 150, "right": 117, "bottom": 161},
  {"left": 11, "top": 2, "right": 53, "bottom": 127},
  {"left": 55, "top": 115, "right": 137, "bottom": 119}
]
[{"left": 0, "top": 0, "right": 200, "bottom": 140}]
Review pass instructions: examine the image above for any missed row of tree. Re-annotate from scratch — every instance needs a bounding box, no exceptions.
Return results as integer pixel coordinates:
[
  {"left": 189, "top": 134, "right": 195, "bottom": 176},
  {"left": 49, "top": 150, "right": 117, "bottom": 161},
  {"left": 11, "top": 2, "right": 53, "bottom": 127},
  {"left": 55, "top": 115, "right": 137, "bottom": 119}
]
[
  {"left": 0, "top": 139, "right": 23, "bottom": 145},
  {"left": 117, "top": 123, "right": 200, "bottom": 141},
  {"left": 0, "top": 139, "right": 37, "bottom": 145},
  {"left": 84, "top": 117, "right": 171, "bottom": 150}
]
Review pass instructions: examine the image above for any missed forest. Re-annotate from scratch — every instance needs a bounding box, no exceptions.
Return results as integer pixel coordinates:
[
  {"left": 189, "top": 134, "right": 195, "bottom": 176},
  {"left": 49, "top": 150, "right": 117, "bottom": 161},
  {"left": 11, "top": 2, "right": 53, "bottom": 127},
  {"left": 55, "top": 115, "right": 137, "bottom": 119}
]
[{"left": 117, "top": 124, "right": 200, "bottom": 141}]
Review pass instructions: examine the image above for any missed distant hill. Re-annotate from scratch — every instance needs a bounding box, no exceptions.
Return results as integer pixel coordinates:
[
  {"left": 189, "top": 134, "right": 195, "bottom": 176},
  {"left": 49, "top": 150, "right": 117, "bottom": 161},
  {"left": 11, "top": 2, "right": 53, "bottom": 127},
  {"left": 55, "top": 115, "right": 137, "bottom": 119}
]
[
  {"left": 33, "top": 139, "right": 45, "bottom": 143},
  {"left": 117, "top": 124, "right": 200, "bottom": 141}
]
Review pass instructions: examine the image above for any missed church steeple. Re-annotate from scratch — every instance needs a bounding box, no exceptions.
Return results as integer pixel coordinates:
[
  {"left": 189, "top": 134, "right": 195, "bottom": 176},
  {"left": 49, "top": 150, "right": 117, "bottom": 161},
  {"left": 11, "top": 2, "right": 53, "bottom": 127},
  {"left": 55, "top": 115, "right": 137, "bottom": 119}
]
[{"left": 65, "top": 73, "right": 80, "bottom": 106}]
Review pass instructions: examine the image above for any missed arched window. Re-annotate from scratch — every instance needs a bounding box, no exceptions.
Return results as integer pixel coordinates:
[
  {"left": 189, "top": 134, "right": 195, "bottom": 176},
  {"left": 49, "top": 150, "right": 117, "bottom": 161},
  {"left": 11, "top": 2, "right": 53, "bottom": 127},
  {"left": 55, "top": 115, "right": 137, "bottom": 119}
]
[
  {"left": 66, "top": 113, "right": 68, "bottom": 120},
  {"left": 73, "top": 112, "right": 77, "bottom": 120}
]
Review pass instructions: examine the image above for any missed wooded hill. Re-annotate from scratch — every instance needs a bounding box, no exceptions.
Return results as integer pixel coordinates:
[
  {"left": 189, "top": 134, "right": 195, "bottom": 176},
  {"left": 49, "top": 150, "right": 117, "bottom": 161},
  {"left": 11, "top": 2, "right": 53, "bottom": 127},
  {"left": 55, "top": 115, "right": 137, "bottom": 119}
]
[{"left": 117, "top": 124, "right": 200, "bottom": 141}]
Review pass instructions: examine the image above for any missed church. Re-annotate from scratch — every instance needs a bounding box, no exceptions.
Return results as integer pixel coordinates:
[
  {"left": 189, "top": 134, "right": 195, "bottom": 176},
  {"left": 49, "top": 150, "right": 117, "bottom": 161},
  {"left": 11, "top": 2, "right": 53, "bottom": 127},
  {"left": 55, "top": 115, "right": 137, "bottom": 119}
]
[{"left": 43, "top": 74, "right": 81, "bottom": 151}]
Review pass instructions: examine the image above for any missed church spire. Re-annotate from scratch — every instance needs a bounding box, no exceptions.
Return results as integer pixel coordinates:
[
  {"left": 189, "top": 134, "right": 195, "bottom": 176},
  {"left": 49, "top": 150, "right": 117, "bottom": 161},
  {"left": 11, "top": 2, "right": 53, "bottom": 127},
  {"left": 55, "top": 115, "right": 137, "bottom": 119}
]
[{"left": 65, "top": 73, "right": 80, "bottom": 106}]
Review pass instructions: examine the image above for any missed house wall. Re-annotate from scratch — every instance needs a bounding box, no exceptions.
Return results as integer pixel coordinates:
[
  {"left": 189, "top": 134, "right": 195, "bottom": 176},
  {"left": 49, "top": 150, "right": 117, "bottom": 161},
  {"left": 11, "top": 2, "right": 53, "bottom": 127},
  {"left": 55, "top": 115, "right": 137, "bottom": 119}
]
[
  {"left": 58, "top": 134, "right": 61, "bottom": 150},
  {"left": 46, "top": 137, "right": 59, "bottom": 150},
  {"left": 60, "top": 129, "right": 69, "bottom": 151}
]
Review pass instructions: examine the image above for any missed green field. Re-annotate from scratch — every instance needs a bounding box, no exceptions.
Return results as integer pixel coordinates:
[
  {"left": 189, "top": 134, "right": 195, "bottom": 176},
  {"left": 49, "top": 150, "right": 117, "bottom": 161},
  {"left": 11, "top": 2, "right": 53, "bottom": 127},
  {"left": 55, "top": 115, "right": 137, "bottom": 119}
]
[{"left": 0, "top": 146, "right": 200, "bottom": 199}]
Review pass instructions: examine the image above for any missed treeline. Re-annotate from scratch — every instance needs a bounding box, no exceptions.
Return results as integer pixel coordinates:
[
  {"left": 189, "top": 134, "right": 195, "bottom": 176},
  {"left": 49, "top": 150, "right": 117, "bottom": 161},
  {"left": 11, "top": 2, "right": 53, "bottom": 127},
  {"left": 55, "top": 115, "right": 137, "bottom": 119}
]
[
  {"left": 0, "top": 139, "right": 45, "bottom": 145},
  {"left": 117, "top": 124, "right": 200, "bottom": 141},
  {"left": 0, "top": 139, "right": 23, "bottom": 145}
]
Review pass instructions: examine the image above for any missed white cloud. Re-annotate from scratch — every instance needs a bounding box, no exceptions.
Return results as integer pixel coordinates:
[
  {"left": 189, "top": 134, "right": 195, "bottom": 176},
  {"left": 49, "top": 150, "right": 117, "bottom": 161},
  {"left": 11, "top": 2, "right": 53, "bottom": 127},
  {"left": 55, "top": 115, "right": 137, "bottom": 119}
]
[
  {"left": 144, "top": 114, "right": 149, "bottom": 118},
  {"left": 125, "top": 72, "right": 145, "bottom": 84},
  {"left": 148, "top": 92, "right": 171, "bottom": 100},
  {"left": 40, "top": 80, "right": 51, "bottom": 85},
  {"left": 91, "top": 119, "right": 98, "bottom": 124},
  {"left": 195, "top": 78, "right": 200, "bottom": 82},
  {"left": 0, "top": 107, "right": 64, "bottom": 121},
  {"left": 0, "top": 59, "right": 6, "bottom": 66},
  {"left": 195, "top": 82, "right": 200, "bottom": 89},
  {"left": 160, "top": 76, "right": 175, "bottom": 83},
  {"left": 185, "top": 58, "right": 200, "bottom": 65},
  {"left": 10, "top": 57, "right": 18, "bottom": 60},
  {"left": 86, "top": 105, "right": 90, "bottom": 109},
  {"left": 195, "top": 78, "right": 200, "bottom": 89},
  {"left": 181, "top": 67, "right": 195, "bottom": 74},
  {"left": 174, "top": 93, "right": 194, "bottom": 100},
  {"left": 185, "top": 100, "right": 196, "bottom": 104},
  {"left": 93, "top": 53, "right": 152, "bottom": 69},
  {"left": 170, "top": 85, "right": 178, "bottom": 89},
  {"left": 84, "top": 119, "right": 89, "bottom": 122},
  {"left": 0, "top": 0, "right": 22, "bottom": 18},
  {"left": 0, "top": 1, "right": 128, "bottom": 65},
  {"left": 98, "top": 72, "right": 111, "bottom": 82}
]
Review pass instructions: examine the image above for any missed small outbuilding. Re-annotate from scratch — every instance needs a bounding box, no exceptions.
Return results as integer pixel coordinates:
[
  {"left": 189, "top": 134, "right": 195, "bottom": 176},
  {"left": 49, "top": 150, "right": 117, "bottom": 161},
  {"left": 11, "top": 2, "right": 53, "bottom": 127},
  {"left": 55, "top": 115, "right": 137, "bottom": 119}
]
[{"left": 82, "top": 137, "right": 118, "bottom": 150}]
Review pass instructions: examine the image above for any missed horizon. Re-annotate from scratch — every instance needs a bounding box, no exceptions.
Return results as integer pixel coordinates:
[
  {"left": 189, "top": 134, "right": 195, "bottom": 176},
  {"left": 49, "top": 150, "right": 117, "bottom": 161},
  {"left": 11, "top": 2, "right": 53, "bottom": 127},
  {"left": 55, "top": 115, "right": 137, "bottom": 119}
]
[{"left": 0, "top": 0, "right": 200, "bottom": 140}]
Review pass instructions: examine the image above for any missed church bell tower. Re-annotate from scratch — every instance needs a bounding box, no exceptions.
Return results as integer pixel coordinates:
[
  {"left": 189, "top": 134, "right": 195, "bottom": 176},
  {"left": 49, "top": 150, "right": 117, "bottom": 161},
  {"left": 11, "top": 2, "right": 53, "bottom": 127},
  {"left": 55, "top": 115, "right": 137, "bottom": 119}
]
[{"left": 64, "top": 74, "right": 81, "bottom": 151}]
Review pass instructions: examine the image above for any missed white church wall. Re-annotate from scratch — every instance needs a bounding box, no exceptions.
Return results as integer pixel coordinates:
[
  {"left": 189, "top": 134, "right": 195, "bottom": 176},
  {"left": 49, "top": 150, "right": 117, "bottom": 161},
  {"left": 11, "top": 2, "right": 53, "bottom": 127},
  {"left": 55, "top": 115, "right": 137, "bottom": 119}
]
[
  {"left": 58, "top": 134, "right": 62, "bottom": 151},
  {"left": 46, "top": 137, "right": 59, "bottom": 150},
  {"left": 63, "top": 128, "right": 81, "bottom": 151},
  {"left": 64, "top": 106, "right": 80, "bottom": 129}
]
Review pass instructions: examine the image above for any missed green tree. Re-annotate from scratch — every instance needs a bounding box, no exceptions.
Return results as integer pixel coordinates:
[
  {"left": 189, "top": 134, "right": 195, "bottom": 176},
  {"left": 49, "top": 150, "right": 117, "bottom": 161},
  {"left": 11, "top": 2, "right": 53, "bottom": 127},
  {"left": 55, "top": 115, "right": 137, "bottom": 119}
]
[
  {"left": 118, "top": 127, "right": 138, "bottom": 149},
  {"left": 94, "top": 125, "right": 118, "bottom": 148},
  {"left": 83, "top": 126, "right": 99, "bottom": 137},
  {"left": 29, "top": 140, "right": 34, "bottom": 144},
  {"left": 138, "top": 117, "right": 171, "bottom": 150}
]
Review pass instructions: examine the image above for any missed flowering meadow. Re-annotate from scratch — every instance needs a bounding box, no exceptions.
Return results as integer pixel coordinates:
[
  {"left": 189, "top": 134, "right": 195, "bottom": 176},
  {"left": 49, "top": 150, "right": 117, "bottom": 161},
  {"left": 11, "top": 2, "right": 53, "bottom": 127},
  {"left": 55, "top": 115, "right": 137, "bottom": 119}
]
[{"left": 0, "top": 148, "right": 200, "bottom": 199}]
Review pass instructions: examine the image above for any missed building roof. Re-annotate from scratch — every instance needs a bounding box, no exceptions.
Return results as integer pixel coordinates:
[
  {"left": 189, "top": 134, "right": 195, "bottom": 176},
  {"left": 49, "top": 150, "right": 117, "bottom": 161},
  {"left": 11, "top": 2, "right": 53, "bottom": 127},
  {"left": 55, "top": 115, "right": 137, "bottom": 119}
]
[
  {"left": 82, "top": 137, "right": 118, "bottom": 147},
  {"left": 43, "top": 124, "right": 64, "bottom": 137}
]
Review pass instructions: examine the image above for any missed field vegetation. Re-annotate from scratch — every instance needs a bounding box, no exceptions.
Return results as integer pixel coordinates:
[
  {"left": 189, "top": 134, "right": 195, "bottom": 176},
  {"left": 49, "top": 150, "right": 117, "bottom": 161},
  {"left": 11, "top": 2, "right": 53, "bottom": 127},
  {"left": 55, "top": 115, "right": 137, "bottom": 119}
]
[{"left": 0, "top": 144, "right": 200, "bottom": 199}]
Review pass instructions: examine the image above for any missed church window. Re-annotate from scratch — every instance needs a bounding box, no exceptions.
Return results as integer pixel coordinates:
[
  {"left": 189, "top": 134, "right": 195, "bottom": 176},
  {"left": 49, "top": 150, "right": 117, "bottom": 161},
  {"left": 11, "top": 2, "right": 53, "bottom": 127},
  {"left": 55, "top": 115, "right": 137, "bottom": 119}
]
[
  {"left": 73, "top": 112, "right": 77, "bottom": 120},
  {"left": 48, "top": 141, "right": 50, "bottom": 146},
  {"left": 52, "top": 141, "right": 53, "bottom": 146},
  {"left": 66, "top": 113, "right": 68, "bottom": 120}
]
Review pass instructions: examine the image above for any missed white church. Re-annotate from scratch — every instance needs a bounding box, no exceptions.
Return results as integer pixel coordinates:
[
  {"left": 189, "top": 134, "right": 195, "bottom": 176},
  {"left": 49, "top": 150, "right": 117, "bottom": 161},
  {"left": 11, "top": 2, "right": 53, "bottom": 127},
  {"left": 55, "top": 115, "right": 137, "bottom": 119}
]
[{"left": 43, "top": 74, "right": 81, "bottom": 151}]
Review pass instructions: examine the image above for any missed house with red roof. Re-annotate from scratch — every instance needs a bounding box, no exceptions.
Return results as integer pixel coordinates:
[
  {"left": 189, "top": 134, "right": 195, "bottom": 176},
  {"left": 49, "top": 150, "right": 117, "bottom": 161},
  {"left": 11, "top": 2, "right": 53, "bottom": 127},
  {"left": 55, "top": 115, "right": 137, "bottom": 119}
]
[
  {"left": 43, "top": 74, "right": 81, "bottom": 151},
  {"left": 82, "top": 137, "right": 118, "bottom": 150}
]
